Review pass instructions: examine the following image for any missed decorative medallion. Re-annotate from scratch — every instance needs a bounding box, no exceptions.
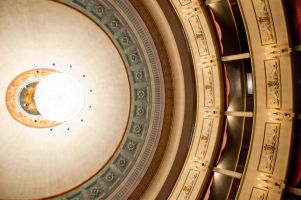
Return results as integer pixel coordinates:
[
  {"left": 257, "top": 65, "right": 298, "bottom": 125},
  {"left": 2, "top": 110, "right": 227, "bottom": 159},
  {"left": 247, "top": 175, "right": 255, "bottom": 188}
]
[{"left": 6, "top": 68, "right": 61, "bottom": 128}]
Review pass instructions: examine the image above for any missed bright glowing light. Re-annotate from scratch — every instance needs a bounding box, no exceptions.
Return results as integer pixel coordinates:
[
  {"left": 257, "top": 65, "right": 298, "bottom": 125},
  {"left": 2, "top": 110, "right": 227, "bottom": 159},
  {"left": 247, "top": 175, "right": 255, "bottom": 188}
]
[{"left": 34, "top": 73, "right": 84, "bottom": 122}]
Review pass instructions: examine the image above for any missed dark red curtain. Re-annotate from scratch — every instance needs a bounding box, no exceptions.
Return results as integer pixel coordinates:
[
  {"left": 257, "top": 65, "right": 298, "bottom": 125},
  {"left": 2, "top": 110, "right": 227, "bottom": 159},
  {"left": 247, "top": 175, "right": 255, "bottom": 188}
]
[{"left": 289, "top": 0, "right": 301, "bottom": 44}]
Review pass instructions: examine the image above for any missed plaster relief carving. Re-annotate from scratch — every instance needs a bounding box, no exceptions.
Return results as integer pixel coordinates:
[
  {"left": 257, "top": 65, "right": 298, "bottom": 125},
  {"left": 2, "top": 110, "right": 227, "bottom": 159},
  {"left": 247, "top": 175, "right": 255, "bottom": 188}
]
[
  {"left": 196, "top": 119, "right": 213, "bottom": 159},
  {"left": 252, "top": 0, "right": 276, "bottom": 45},
  {"left": 177, "top": 170, "right": 199, "bottom": 200},
  {"left": 250, "top": 187, "right": 268, "bottom": 200},
  {"left": 188, "top": 15, "right": 209, "bottom": 57},
  {"left": 258, "top": 123, "right": 280, "bottom": 174},
  {"left": 264, "top": 59, "right": 281, "bottom": 109},
  {"left": 202, "top": 67, "right": 215, "bottom": 107}
]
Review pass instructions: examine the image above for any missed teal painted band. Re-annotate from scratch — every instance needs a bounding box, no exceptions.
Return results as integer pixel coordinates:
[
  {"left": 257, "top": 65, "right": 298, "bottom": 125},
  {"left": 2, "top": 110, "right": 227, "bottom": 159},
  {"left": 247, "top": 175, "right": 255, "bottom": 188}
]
[{"left": 52, "top": 0, "right": 164, "bottom": 199}]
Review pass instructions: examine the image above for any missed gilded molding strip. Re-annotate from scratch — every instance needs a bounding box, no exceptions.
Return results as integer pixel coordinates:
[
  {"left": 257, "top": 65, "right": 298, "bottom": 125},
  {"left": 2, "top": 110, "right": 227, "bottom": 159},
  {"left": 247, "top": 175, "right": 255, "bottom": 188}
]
[
  {"left": 196, "top": 118, "right": 213, "bottom": 158},
  {"left": 258, "top": 123, "right": 280, "bottom": 174},
  {"left": 188, "top": 15, "right": 210, "bottom": 57},
  {"left": 251, "top": 0, "right": 277, "bottom": 45},
  {"left": 168, "top": 0, "right": 223, "bottom": 199},
  {"left": 202, "top": 67, "right": 215, "bottom": 108},
  {"left": 177, "top": 170, "right": 200, "bottom": 200},
  {"left": 249, "top": 187, "right": 268, "bottom": 200},
  {"left": 236, "top": 0, "right": 292, "bottom": 199},
  {"left": 264, "top": 59, "right": 281, "bottom": 109}
]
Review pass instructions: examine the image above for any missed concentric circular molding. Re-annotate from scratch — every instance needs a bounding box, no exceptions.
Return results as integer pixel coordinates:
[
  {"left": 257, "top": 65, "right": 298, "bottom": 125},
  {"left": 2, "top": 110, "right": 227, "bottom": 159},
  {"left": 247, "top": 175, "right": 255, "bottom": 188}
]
[
  {"left": 0, "top": 0, "right": 165, "bottom": 199},
  {"left": 53, "top": 0, "right": 165, "bottom": 199},
  {"left": 0, "top": 0, "right": 130, "bottom": 199}
]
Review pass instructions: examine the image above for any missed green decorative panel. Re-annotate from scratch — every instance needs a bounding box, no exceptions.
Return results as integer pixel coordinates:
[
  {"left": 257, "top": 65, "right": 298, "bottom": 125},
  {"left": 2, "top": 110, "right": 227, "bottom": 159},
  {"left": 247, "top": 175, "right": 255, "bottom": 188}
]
[{"left": 54, "top": 0, "right": 165, "bottom": 199}]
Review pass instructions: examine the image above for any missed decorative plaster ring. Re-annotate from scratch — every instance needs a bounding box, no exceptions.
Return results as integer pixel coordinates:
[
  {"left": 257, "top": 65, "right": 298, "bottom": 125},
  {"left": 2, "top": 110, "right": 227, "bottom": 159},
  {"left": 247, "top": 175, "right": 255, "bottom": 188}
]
[{"left": 6, "top": 68, "right": 61, "bottom": 128}]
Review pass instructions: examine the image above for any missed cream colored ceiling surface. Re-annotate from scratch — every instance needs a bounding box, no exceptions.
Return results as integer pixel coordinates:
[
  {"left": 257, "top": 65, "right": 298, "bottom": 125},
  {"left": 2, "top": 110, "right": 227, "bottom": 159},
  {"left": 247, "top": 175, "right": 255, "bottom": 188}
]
[
  {"left": 0, "top": 0, "right": 130, "bottom": 199},
  {"left": 0, "top": 0, "right": 166, "bottom": 199}
]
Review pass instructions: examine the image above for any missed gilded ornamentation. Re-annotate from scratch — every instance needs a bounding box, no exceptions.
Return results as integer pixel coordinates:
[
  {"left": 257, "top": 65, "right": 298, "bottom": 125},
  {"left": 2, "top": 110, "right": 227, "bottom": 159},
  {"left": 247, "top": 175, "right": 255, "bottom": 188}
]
[
  {"left": 258, "top": 123, "right": 280, "bottom": 174},
  {"left": 250, "top": 187, "right": 268, "bottom": 200},
  {"left": 188, "top": 15, "right": 209, "bottom": 57},
  {"left": 202, "top": 67, "right": 214, "bottom": 107},
  {"left": 264, "top": 59, "right": 281, "bottom": 109},
  {"left": 251, "top": 0, "right": 276, "bottom": 45},
  {"left": 196, "top": 119, "right": 213, "bottom": 159},
  {"left": 177, "top": 170, "right": 199, "bottom": 199}
]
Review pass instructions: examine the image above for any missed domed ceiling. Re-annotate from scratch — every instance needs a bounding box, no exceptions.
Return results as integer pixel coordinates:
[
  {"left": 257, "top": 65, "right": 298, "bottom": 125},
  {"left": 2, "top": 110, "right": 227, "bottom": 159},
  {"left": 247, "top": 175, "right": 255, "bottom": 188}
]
[
  {"left": 0, "top": 0, "right": 166, "bottom": 199},
  {"left": 1, "top": 0, "right": 296, "bottom": 200}
]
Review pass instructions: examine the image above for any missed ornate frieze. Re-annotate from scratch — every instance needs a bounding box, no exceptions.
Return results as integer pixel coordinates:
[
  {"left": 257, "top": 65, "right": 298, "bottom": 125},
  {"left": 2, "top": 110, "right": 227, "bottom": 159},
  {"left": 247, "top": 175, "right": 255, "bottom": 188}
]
[
  {"left": 54, "top": 0, "right": 165, "bottom": 199},
  {"left": 134, "top": 88, "right": 147, "bottom": 101},
  {"left": 168, "top": 0, "right": 225, "bottom": 199},
  {"left": 86, "top": 181, "right": 105, "bottom": 200},
  {"left": 117, "top": 30, "right": 135, "bottom": 50},
  {"left": 91, "top": 1, "right": 108, "bottom": 21},
  {"left": 264, "top": 59, "right": 281, "bottom": 109},
  {"left": 126, "top": 49, "right": 143, "bottom": 67},
  {"left": 188, "top": 15, "right": 209, "bottom": 57},
  {"left": 105, "top": 14, "right": 124, "bottom": 34},
  {"left": 258, "top": 123, "right": 280, "bottom": 174},
  {"left": 114, "top": 154, "right": 129, "bottom": 172},
  {"left": 196, "top": 119, "right": 213, "bottom": 159},
  {"left": 250, "top": 187, "right": 268, "bottom": 200},
  {"left": 202, "top": 67, "right": 215, "bottom": 107},
  {"left": 251, "top": 0, "right": 276, "bottom": 45},
  {"left": 177, "top": 170, "right": 200, "bottom": 200}
]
